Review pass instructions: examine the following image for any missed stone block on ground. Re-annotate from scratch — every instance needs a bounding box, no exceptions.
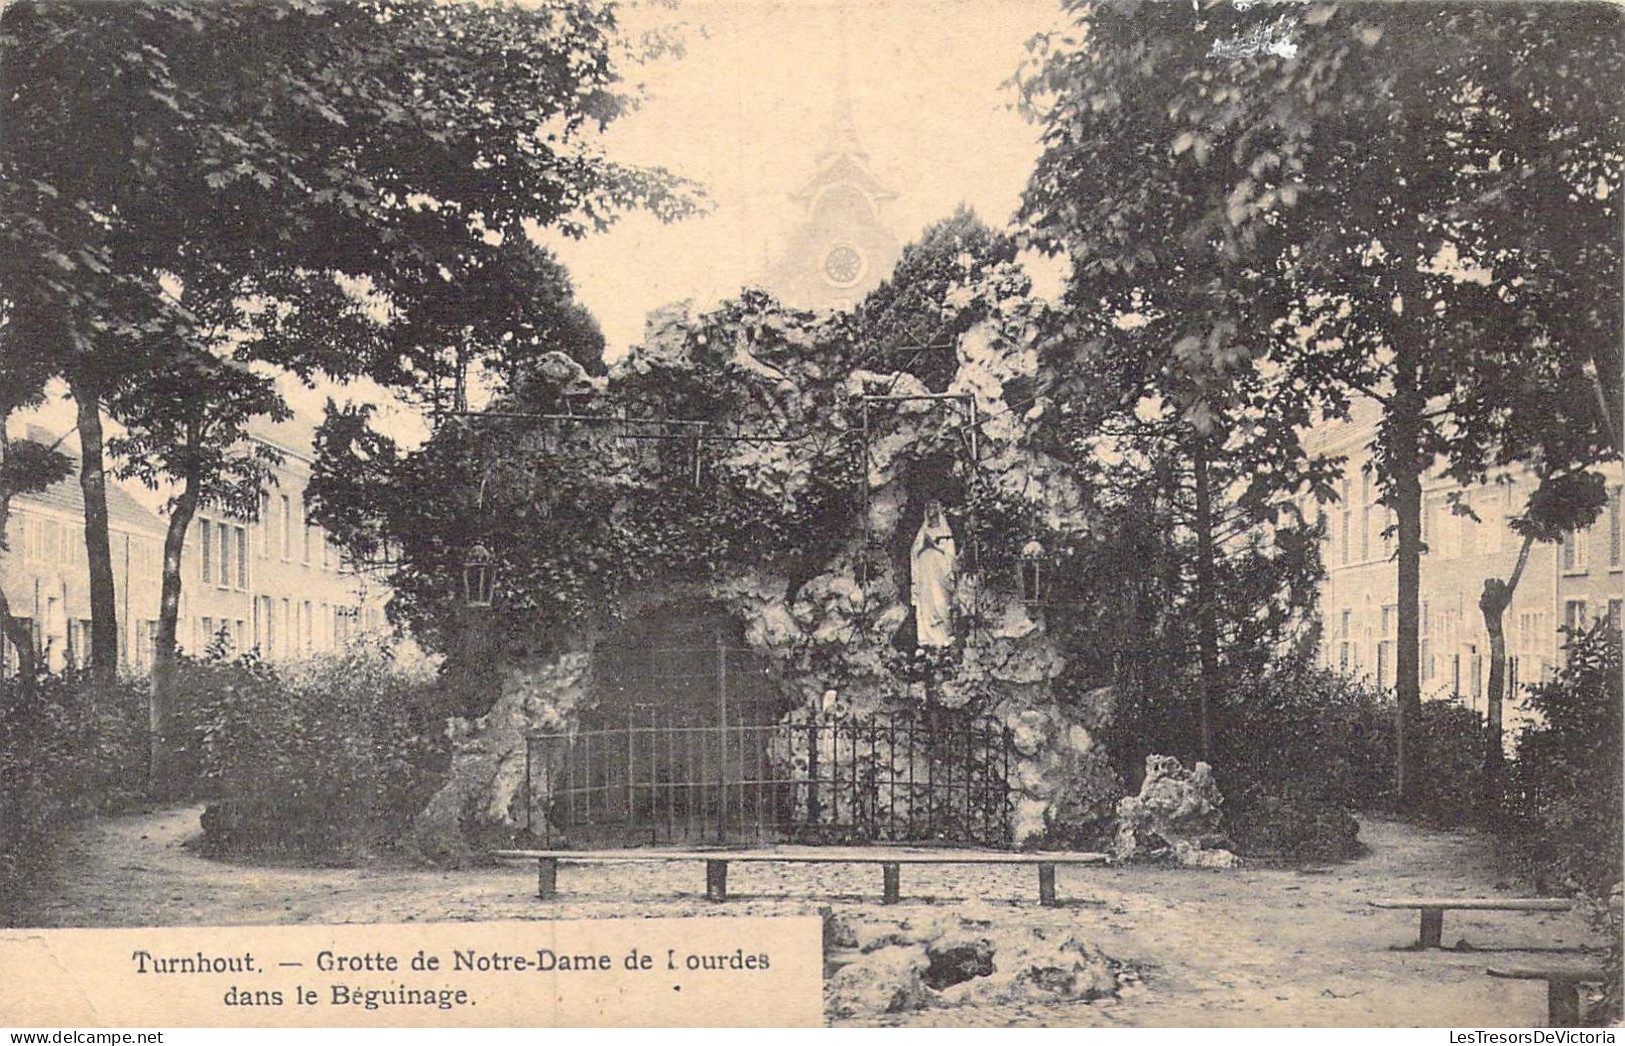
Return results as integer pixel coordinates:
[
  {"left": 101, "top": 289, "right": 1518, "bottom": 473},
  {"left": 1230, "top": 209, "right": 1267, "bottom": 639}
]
[
  {"left": 823, "top": 906, "right": 1125, "bottom": 1019},
  {"left": 824, "top": 944, "right": 932, "bottom": 1018},
  {"left": 1113, "top": 753, "right": 1239, "bottom": 868}
]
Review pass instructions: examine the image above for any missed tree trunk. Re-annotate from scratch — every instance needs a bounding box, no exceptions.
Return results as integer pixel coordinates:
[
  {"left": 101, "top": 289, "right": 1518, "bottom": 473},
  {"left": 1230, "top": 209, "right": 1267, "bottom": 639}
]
[
  {"left": 149, "top": 476, "right": 199, "bottom": 797},
  {"left": 1192, "top": 439, "right": 1219, "bottom": 763},
  {"left": 1390, "top": 359, "right": 1425, "bottom": 806},
  {"left": 0, "top": 588, "right": 38, "bottom": 695},
  {"left": 1478, "top": 531, "right": 1535, "bottom": 816},
  {"left": 71, "top": 379, "right": 119, "bottom": 685}
]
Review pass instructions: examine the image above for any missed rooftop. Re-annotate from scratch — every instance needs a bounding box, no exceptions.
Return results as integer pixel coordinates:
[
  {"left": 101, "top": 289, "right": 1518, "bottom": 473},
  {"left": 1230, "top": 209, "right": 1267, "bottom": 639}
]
[{"left": 14, "top": 438, "right": 168, "bottom": 536}]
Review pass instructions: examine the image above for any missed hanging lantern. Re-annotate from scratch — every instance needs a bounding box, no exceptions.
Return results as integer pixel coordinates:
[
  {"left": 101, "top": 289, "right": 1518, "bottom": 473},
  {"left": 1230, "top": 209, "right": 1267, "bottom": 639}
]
[
  {"left": 463, "top": 542, "right": 496, "bottom": 608},
  {"left": 1019, "top": 540, "right": 1046, "bottom": 606}
]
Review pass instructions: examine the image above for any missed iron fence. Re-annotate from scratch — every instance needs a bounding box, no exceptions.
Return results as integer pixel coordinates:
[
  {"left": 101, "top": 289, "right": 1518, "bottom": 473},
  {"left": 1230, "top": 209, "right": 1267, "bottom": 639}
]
[{"left": 524, "top": 704, "right": 1014, "bottom": 848}]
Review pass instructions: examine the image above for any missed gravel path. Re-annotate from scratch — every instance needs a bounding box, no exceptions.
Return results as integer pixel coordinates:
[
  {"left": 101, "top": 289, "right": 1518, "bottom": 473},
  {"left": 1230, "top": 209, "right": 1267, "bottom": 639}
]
[{"left": 14, "top": 805, "right": 1609, "bottom": 1026}]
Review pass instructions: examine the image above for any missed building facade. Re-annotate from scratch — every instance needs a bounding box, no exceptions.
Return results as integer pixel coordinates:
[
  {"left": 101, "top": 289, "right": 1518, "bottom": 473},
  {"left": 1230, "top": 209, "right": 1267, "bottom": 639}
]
[
  {"left": 761, "top": 91, "right": 901, "bottom": 311},
  {"left": 1307, "top": 397, "right": 1622, "bottom": 723},
  {"left": 0, "top": 435, "right": 166, "bottom": 675},
  {"left": 2, "top": 416, "right": 389, "bottom": 677}
]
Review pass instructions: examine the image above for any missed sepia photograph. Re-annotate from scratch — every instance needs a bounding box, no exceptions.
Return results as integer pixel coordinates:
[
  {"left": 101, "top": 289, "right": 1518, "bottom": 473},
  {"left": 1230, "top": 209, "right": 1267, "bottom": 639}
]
[{"left": 0, "top": 0, "right": 1621, "bottom": 1031}]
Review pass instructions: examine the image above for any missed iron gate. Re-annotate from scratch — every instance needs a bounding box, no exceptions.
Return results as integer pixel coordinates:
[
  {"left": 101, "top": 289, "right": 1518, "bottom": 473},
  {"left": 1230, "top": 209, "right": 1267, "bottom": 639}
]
[{"left": 525, "top": 704, "right": 1015, "bottom": 848}]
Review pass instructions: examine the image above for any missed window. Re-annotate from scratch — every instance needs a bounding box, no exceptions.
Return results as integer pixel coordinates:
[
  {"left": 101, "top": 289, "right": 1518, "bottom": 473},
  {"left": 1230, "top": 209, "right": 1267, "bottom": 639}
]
[
  {"left": 1485, "top": 484, "right": 1510, "bottom": 554},
  {"left": 1438, "top": 499, "right": 1457, "bottom": 559},
  {"left": 321, "top": 532, "right": 330, "bottom": 571},
  {"left": 200, "top": 517, "right": 212, "bottom": 581},
  {"left": 1420, "top": 601, "right": 1434, "bottom": 681},
  {"left": 260, "top": 492, "right": 272, "bottom": 558},
  {"left": 1377, "top": 603, "right": 1396, "bottom": 689},
  {"left": 236, "top": 527, "right": 248, "bottom": 589},
  {"left": 1339, "top": 477, "right": 1352, "bottom": 566},
  {"left": 281, "top": 599, "right": 292, "bottom": 656},
  {"left": 1561, "top": 528, "right": 1587, "bottom": 573},
  {"left": 68, "top": 619, "right": 89, "bottom": 669},
  {"left": 1338, "top": 609, "right": 1352, "bottom": 671},
  {"left": 1609, "top": 599, "right": 1621, "bottom": 630},
  {"left": 303, "top": 601, "right": 314, "bottom": 651},
  {"left": 1565, "top": 600, "right": 1589, "bottom": 665},
  {"left": 1610, "top": 487, "right": 1621, "bottom": 568},
  {"left": 301, "top": 495, "right": 312, "bottom": 565},
  {"left": 280, "top": 495, "right": 292, "bottom": 561},
  {"left": 217, "top": 520, "right": 231, "bottom": 586},
  {"left": 1360, "top": 473, "right": 1372, "bottom": 561},
  {"left": 1460, "top": 496, "right": 1477, "bottom": 556}
]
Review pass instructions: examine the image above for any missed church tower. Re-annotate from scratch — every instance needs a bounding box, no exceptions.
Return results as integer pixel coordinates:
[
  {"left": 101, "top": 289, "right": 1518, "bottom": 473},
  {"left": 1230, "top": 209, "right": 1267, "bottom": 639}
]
[{"left": 763, "top": 62, "right": 900, "bottom": 311}]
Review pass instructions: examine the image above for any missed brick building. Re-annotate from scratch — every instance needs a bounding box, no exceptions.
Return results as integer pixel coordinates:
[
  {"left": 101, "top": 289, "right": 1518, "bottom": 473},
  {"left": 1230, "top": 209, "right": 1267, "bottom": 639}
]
[
  {"left": 1307, "top": 397, "right": 1622, "bottom": 723},
  {"left": 2, "top": 414, "right": 390, "bottom": 676}
]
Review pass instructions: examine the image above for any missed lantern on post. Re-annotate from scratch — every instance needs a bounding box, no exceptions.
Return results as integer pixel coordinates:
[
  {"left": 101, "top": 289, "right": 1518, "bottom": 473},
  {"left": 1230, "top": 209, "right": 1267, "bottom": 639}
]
[
  {"left": 1019, "top": 540, "right": 1046, "bottom": 606},
  {"left": 463, "top": 542, "right": 496, "bottom": 608}
]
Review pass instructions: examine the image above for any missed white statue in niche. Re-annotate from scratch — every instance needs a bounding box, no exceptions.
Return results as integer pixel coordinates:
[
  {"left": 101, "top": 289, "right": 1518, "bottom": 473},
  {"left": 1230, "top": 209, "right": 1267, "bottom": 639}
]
[{"left": 910, "top": 499, "right": 957, "bottom": 648}]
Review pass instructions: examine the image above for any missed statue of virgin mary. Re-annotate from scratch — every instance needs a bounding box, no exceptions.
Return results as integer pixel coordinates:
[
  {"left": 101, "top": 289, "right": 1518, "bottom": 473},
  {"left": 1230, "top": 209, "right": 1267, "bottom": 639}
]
[{"left": 910, "top": 500, "right": 957, "bottom": 648}]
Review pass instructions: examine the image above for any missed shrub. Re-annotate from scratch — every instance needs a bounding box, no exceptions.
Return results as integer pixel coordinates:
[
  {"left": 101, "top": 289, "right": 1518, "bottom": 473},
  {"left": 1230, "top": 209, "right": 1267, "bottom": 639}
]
[
  {"left": 1225, "top": 788, "right": 1362, "bottom": 861},
  {"left": 1503, "top": 623, "right": 1622, "bottom": 896},
  {"left": 1213, "top": 663, "right": 1393, "bottom": 810},
  {"left": 0, "top": 669, "right": 151, "bottom": 923},
  {"left": 1212, "top": 660, "right": 1484, "bottom": 825},
  {"left": 195, "top": 644, "right": 451, "bottom": 860},
  {"left": 1103, "top": 660, "right": 1484, "bottom": 861}
]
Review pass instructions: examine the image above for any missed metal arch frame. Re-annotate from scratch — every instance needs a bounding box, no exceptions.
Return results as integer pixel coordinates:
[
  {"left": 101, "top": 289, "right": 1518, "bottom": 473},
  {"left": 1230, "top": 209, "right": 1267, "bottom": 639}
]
[{"left": 854, "top": 391, "right": 987, "bottom": 651}]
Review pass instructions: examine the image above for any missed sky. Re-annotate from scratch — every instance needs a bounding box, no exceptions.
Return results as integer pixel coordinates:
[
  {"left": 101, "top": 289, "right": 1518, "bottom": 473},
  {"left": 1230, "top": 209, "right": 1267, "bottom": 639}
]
[
  {"left": 542, "top": 0, "right": 1067, "bottom": 358},
  {"left": 13, "top": 0, "right": 1071, "bottom": 463}
]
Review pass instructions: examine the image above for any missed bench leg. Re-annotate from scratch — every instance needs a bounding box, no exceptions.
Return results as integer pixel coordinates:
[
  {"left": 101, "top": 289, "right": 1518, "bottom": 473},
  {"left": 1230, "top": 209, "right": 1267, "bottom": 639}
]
[
  {"left": 882, "top": 863, "right": 901, "bottom": 905},
  {"left": 1418, "top": 908, "right": 1443, "bottom": 949},
  {"left": 706, "top": 860, "right": 728, "bottom": 903},
  {"left": 1038, "top": 863, "right": 1058, "bottom": 907},
  {"left": 537, "top": 857, "right": 558, "bottom": 900},
  {"left": 1548, "top": 980, "right": 1582, "bottom": 1028}
]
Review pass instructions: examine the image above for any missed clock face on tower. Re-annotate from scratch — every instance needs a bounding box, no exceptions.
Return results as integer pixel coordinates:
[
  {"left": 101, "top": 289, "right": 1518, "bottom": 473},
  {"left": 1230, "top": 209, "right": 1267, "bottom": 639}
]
[{"left": 822, "top": 244, "right": 866, "bottom": 287}]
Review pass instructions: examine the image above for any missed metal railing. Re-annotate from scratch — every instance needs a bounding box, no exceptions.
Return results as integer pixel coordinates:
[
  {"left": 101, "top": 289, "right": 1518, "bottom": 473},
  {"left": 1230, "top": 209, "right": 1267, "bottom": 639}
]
[{"left": 524, "top": 703, "right": 1014, "bottom": 848}]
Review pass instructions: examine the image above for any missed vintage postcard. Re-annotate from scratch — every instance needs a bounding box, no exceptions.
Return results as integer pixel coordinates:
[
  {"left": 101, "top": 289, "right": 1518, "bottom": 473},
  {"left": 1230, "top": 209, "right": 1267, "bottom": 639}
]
[{"left": 1, "top": 0, "right": 1620, "bottom": 1031}]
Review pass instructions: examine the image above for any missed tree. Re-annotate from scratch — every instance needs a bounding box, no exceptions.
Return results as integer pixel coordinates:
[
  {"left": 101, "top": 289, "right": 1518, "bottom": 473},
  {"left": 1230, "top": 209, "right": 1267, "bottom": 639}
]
[
  {"left": 0, "top": 0, "right": 697, "bottom": 681},
  {"left": 857, "top": 206, "right": 1019, "bottom": 393},
  {"left": 1036, "top": 313, "right": 1334, "bottom": 763},
  {"left": 1014, "top": 1, "right": 1335, "bottom": 759},
  {"left": 1014, "top": 0, "right": 1621, "bottom": 798},
  {"left": 1276, "top": 2, "right": 1620, "bottom": 801},
  {"left": 108, "top": 336, "right": 288, "bottom": 791},
  {"left": 385, "top": 235, "right": 609, "bottom": 414}
]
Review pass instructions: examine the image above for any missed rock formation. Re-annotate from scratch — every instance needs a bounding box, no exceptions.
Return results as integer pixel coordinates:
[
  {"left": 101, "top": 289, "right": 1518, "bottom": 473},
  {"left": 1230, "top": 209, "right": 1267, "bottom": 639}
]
[
  {"left": 823, "top": 903, "right": 1124, "bottom": 1018},
  {"left": 408, "top": 281, "right": 1121, "bottom": 854},
  {"left": 1113, "top": 754, "right": 1239, "bottom": 868}
]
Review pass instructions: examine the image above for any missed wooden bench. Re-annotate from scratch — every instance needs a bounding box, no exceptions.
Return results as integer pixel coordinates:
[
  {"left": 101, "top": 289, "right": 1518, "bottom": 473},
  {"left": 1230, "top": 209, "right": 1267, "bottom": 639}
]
[
  {"left": 1488, "top": 964, "right": 1613, "bottom": 1027},
  {"left": 1368, "top": 897, "right": 1572, "bottom": 949},
  {"left": 494, "top": 847, "right": 1109, "bottom": 906}
]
